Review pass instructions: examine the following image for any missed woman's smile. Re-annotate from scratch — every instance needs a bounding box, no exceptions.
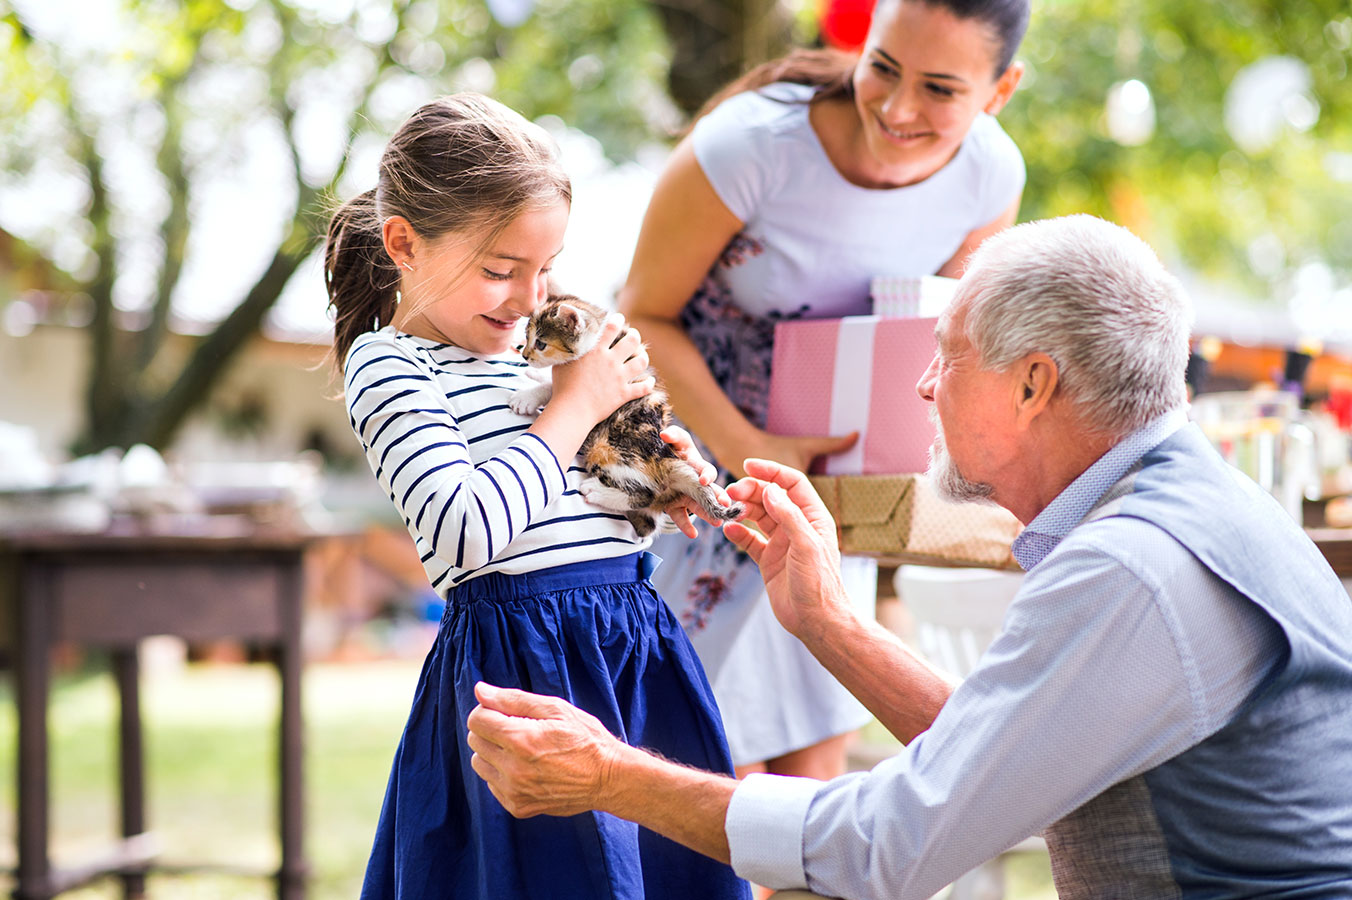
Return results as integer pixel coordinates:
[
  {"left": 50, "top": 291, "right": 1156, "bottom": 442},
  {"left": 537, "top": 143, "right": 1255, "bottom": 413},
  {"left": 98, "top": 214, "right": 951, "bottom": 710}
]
[{"left": 874, "top": 114, "right": 934, "bottom": 145}]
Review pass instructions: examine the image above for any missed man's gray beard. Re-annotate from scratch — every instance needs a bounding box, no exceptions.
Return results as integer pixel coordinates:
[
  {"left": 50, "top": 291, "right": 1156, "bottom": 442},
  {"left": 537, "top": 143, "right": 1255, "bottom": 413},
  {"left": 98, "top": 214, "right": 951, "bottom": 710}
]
[{"left": 926, "top": 408, "right": 997, "bottom": 505}]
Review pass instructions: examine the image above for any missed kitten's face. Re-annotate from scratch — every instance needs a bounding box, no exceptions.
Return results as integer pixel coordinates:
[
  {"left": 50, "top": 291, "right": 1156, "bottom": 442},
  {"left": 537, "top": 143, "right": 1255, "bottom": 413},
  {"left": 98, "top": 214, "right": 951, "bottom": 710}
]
[{"left": 518, "top": 297, "right": 605, "bottom": 367}]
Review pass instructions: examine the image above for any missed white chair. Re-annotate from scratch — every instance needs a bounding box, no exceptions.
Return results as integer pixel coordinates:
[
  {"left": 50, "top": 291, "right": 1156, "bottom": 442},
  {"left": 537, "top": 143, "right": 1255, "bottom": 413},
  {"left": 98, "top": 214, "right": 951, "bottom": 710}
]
[
  {"left": 896, "top": 564, "right": 1023, "bottom": 682},
  {"left": 893, "top": 564, "right": 1045, "bottom": 900}
]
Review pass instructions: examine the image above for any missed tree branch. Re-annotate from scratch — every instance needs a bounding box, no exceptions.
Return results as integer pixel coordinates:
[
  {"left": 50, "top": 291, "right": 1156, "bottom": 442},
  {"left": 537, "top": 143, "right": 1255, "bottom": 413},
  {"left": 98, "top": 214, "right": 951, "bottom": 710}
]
[
  {"left": 132, "top": 222, "right": 314, "bottom": 450},
  {"left": 136, "top": 104, "right": 190, "bottom": 375},
  {"left": 71, "top": 117, "right": 126, "bottom": 452}
]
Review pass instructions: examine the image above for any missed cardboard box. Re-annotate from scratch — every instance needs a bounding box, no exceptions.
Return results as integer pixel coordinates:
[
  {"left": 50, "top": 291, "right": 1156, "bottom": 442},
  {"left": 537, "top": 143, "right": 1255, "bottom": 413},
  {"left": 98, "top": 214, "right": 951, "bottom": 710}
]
[
  {"left": 767, "top": 316, "right": 938, "bottom": 475},
  {"left": 808, "top": 473, "right": 1022, "bottom": 569}
]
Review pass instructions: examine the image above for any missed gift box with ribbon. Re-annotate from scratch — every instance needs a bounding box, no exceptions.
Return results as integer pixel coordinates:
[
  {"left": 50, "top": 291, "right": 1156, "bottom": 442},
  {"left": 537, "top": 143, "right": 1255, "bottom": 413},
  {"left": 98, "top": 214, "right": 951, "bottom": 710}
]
[
  {"left": 766, "top": 315, "right": 939, "bottom": 475},
  {"left": 869, "top": 274, "right": 959, "bottom": 318}
]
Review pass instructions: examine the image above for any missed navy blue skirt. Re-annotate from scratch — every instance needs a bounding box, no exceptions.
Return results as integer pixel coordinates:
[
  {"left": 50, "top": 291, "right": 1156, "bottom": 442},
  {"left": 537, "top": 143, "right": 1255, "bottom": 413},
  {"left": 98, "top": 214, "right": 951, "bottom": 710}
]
[{"left": 360, "top": 552, "right": 751, "bottom": 900}]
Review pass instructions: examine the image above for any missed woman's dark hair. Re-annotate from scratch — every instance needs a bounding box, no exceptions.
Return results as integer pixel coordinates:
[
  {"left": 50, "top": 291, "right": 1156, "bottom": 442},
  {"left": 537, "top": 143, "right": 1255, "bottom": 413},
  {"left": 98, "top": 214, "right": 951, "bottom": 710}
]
[
  {"left": 694, "top": 0, "right": 1029, "bottom": 122},
  {"left": 324, "top": 93, "right": 571, "bottom": 368}
]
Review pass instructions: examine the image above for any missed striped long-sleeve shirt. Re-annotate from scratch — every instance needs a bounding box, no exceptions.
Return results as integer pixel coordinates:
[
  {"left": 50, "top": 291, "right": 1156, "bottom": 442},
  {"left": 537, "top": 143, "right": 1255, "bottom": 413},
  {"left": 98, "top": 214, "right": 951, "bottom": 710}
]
[{"left": 344, "top": 327, "right": 650, "bottom": 595}]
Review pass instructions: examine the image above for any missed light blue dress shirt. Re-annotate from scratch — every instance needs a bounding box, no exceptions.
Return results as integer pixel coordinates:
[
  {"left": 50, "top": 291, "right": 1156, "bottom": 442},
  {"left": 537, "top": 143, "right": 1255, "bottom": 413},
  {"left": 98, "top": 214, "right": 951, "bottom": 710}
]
[{"left": 724, "top": 409, "right": 1285, "bottom": 898}]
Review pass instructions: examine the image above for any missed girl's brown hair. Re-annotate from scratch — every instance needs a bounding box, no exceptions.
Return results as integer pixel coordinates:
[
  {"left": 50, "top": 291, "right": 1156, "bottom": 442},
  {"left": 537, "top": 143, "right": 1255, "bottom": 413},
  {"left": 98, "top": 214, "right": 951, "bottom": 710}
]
[{"left": 324, "top": 93, "right": 571, "bottom": 368}]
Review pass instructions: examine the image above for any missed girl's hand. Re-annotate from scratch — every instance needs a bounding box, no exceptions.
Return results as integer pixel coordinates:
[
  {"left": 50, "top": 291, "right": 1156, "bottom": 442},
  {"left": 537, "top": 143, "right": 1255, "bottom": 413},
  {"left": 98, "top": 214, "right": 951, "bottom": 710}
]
[
  {"left": 721, "top": 429, "right": 859, "bottom": 480},
  {"left": 549, "top": 319, "right": 655, "bottom": 426},
  {"left": 660, "top": 426, "right": 736, "bottom": 538}
]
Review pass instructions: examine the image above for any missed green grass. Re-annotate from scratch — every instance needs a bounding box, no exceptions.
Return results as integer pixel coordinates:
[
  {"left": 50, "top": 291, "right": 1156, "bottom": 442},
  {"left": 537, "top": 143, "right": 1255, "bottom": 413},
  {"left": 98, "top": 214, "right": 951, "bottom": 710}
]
[
  {"left": 0, "top": 658, "right": 420, "bottom": 899},
  {"left": 3, "top": 659, "right": 1056, "bottom": 899}
]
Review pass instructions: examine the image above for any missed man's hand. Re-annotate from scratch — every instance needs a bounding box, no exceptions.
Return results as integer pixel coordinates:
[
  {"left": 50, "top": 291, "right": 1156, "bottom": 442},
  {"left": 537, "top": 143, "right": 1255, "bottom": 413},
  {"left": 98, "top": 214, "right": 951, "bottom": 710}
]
[
  {"left": 467, "top": 682, "right": 626, "bottom": 818},
  {"left": 722, "top": 458, "right": 849, "bottom": 640}
]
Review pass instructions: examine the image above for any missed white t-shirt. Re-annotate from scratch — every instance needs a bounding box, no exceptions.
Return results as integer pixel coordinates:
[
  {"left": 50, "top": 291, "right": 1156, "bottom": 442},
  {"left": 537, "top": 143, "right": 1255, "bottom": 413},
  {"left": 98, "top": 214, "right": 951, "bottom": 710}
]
[{"left": 692, "top": 82, "right": 1025, "bottom": 316}]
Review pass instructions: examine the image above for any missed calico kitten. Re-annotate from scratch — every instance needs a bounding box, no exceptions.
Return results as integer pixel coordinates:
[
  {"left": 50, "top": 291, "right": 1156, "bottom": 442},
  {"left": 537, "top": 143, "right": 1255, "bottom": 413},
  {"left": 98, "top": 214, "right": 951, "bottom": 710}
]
[{"left": 510, "top": 295, "right": 743, "bottom": 537}]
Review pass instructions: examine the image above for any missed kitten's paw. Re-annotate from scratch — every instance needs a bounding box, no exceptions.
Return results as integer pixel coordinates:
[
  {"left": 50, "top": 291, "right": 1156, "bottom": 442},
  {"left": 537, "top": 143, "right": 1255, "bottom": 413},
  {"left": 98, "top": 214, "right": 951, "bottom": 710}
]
[
  {"left": 509, "top": 384, "right": 551, "bottom": 416},
  {"left": 578, "top": 477, "right": 634, "bottom": 513},
  {"left": 626, "top": 510, "right": 658, "bottom": 538}
]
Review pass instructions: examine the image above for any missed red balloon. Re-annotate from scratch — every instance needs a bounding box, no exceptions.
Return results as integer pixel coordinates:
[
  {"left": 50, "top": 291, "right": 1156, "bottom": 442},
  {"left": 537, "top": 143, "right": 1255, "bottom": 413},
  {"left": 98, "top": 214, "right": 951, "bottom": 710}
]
[{"left": 820, "top": 0, "right": 873, "bottom": 50}]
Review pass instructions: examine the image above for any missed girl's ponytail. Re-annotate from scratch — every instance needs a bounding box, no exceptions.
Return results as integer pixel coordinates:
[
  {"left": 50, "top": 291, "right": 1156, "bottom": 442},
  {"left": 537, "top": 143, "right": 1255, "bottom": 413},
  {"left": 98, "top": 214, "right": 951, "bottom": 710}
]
[{"left": 325, "top": 188, "right": 398, "bottom": 368}]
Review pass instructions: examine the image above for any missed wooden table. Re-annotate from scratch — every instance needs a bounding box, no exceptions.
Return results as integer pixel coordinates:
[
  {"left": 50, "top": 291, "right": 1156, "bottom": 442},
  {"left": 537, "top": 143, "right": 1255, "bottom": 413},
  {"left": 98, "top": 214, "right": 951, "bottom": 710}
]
[
  {"left": 0, "top": 526, "right": 313, "bottom": 900},
  {"left": 1307, "top": 527, "right": 1352, "bottom": 578}
]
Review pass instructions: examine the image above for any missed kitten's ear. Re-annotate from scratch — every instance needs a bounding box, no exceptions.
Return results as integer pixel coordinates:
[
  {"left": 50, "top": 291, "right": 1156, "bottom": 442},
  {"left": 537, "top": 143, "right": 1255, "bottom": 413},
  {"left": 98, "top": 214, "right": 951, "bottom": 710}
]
[{"left": 555, "top": 303, "right": 582, "bottom": 329}]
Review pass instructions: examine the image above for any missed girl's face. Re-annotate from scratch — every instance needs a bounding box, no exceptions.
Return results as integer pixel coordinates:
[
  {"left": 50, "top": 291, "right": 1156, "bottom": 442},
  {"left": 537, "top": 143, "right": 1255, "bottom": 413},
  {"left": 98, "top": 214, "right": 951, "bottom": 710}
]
[
  {"left": 399, "top": 200, "right": 569, "bottom": 355},
  {"left": 850, "top": 0, "right": 1022, "bottom": 187}
]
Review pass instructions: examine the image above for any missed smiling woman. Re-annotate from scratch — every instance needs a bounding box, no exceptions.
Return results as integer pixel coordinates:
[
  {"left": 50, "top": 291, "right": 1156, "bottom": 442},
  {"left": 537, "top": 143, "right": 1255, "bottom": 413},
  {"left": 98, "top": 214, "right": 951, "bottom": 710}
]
[
  {"left": 828, "top": 0, "right": 1023, "bottom": 190},
  {"left": 616, "top": 0, "right": 1032, "bottom": 813}
]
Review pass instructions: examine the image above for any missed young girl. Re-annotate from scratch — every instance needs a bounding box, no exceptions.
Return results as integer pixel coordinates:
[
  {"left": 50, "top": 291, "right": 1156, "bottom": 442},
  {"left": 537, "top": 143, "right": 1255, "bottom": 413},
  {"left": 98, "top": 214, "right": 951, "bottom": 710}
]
[{"left": 324, "top": 93, "right": 749, "bottom": 900}]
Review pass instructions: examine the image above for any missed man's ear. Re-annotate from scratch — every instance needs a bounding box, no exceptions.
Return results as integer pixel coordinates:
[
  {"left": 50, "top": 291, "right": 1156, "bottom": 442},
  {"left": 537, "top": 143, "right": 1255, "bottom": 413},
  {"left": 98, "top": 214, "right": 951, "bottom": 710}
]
[
  {"left": 382, "top": 216, "right": 418, "bottom": 270},
  {"left": 985, "top": 61, "right": 1024, "bottom": 116},
  {"left": 1014, "top": 352, "right": 1057, "bottom": 428}
]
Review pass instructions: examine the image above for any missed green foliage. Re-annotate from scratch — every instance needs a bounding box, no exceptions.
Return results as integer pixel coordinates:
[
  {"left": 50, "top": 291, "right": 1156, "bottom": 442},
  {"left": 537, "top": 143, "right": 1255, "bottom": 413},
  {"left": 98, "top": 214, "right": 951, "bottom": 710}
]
[
  {"left": 0, "top": 0, "right": 673, "bottom": 453},
  {"left": 1003, "top": 0, "right": 1352, "bottom": 297}
]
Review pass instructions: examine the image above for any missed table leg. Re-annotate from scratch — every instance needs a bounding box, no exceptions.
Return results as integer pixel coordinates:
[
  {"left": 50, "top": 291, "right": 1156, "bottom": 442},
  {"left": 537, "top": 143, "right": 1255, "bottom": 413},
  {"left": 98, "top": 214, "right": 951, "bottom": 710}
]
[
  {"left": 113, "top": 648, "right": 148, "bottom": 900},
  {"left": 14, "top": 564, "right": 53, "bottom": 900},
  {"left": 277, "top": 567, "right": 307, "bottom": 900}
]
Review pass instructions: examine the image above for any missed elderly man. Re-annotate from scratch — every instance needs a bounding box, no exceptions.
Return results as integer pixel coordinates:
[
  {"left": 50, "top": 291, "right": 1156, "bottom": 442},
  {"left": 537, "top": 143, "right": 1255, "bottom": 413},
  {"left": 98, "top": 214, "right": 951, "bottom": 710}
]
[{"left": 466, "top": 215, "right": 1352, "bottom": 898}]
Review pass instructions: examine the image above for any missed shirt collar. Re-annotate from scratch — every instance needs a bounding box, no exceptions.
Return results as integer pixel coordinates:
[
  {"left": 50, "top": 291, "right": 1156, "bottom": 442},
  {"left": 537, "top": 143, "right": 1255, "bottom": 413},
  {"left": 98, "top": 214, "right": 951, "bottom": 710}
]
[{"left": 1011, "top": 408, "right": 1190, "bottom": 571}]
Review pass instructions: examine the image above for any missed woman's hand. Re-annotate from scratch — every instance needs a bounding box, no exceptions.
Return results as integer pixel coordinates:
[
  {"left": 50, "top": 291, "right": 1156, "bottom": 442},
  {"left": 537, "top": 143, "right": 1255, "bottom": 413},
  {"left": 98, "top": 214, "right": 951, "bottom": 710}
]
[
  {"left": 720, "top": 429, "right": 859, "bottom": 479},
  {"left": 549, "top": 318, "right": 655, "bottom": 426}
]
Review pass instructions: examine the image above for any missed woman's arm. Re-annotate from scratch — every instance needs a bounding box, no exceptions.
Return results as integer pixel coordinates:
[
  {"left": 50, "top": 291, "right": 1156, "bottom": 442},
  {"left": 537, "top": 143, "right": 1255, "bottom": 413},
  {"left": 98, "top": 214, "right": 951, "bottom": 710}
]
[
  {"left": 619, "top": 139, "right": 858, "bottom": 478},
  {"left": 935, "top": 195, "right": 1020, "bottom": 278},
  {"left": 617, "top": 138, "right": 753, "bottom": 469}
]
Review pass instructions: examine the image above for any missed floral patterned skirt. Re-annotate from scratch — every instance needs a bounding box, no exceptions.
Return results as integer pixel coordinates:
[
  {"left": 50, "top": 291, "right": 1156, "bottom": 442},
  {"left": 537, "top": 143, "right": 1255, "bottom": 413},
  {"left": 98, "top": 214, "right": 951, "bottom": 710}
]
[{"left": 651, "top": 281, "right": 874, "bottom": 764}]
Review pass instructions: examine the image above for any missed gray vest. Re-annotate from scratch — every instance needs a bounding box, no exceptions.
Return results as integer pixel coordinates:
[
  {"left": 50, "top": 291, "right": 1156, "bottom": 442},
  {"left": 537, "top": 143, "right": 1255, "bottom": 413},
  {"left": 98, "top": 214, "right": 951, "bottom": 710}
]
[{"left": 1044, "top": 423, "right": 1352, "bottom": 898}]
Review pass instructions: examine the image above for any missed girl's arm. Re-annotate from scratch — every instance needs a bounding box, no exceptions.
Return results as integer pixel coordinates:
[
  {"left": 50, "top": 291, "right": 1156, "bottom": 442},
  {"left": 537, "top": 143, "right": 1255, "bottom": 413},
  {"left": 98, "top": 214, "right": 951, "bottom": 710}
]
[
  {"left": 344, "top": 326, "right": 650, "bottom": 572},
  {"left": 935, "top": 195, "right": 1021, "bottom": 278},
  {"left": 618, "top": 140, "right": 857, "bottom": 479}
]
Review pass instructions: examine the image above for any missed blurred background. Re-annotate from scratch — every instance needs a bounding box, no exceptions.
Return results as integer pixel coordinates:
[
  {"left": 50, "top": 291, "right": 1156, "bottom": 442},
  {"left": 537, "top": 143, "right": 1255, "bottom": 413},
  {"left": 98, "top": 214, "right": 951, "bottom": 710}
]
[{"left": 1, "top": 0, "right": 1350, "bottom": 897}]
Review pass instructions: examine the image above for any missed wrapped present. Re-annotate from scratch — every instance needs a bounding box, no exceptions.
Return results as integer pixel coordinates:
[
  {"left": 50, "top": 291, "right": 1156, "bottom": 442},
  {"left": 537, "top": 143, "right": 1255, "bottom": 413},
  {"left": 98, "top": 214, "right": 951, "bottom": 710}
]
[
  {"left": 807, "top": 474, "right": 915, "bottom": 555},
  {"left": 767, "top": 315, "right": 938, "bottom": 475},
  {"left": 809, "top": 473, "right": 1022, "bottom": 568},
  {"left": 870, "top": 275, "right": 959, "bottom": 318}
]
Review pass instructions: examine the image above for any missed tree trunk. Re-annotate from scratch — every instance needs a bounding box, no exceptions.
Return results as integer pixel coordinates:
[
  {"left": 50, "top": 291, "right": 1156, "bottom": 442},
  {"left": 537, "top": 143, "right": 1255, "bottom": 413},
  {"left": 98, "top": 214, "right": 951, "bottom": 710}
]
[{"left": 650, "top": 0, "right": 794, "bottom": 117}]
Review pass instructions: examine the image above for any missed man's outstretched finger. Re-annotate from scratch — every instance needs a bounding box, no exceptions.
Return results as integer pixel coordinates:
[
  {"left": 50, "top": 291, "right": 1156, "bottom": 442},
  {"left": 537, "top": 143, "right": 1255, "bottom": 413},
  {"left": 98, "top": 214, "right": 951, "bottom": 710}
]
[{"left": 722, "top": 520, "right": 766, "bottom": 563}]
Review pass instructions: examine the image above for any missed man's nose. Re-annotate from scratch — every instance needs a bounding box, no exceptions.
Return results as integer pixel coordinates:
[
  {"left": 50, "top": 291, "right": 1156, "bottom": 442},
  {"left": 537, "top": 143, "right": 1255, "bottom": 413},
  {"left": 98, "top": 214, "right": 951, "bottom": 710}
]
[{"left": 916, "top": 355, "right": 938, "bottom": 402}]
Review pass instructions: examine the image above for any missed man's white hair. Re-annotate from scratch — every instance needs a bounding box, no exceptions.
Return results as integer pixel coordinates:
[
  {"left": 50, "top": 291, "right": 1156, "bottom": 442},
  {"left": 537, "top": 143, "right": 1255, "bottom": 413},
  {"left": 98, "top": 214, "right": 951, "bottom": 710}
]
[{"left": 957, "top": 214, "right": 1192, "bottom": 438}]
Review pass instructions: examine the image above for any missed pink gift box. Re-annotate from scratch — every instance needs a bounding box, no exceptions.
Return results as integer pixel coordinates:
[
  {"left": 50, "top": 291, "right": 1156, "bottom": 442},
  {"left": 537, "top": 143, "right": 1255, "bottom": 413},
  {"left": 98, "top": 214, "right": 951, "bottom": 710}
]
[{"left": 766, "top": 316, "right": 939, "bottom": 475}]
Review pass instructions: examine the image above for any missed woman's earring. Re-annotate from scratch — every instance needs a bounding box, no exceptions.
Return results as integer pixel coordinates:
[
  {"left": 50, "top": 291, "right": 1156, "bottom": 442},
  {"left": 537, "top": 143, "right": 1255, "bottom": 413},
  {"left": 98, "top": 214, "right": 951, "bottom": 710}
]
[{"left": 400, "top": 261, "right": 414, "bottom": 272}]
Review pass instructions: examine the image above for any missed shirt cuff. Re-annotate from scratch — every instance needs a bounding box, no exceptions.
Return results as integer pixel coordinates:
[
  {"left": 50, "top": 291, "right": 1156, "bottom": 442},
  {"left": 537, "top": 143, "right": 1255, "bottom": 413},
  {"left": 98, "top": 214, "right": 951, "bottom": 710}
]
[{"left": 726, "top": 773, "right": 821, "bottom": 889}]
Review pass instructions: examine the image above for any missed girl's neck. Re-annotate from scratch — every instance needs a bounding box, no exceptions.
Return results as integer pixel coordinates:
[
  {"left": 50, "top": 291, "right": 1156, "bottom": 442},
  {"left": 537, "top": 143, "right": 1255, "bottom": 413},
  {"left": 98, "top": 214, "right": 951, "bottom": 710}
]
[{"left": 391, "top": 307, "right": 458, "bottom": 348}]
